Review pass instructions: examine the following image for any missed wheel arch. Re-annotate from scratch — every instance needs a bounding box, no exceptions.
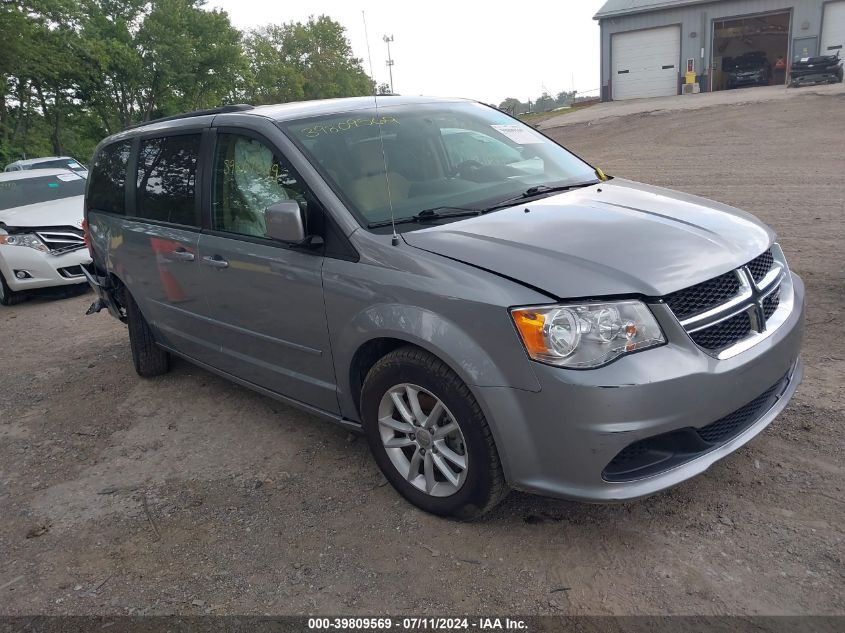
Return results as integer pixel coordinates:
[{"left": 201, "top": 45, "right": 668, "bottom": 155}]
[{"left": 336, "top": 303, "right": 540, "bottom": 422}]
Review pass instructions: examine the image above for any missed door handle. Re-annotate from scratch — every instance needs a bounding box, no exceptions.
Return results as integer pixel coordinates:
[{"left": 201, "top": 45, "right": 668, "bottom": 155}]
[
  {"left": 202, "top": 255, "right": 229, "bottom": 269},
  {"left": 170, "top": 249, "right": 195, "bottom": 262}
]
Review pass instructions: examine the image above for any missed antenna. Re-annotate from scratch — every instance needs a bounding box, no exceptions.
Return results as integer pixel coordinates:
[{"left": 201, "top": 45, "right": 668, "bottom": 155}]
[{"left": 362, "top": 11, "right": 399, "bottom": 246}]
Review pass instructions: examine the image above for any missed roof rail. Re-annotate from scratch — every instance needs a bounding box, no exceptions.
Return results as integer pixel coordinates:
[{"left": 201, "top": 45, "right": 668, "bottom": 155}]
[{"left": 124, "top": 104, "right": 255, "bottom": 130}]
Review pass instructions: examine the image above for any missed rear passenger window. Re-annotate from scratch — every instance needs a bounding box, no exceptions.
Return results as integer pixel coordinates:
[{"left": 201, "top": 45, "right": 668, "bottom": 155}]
[
  {"left": 136, "top": 134, "right": 201, "bottom": 226},
  {"left": 87, "top": 141, "right": 131, "bottom": 215}
]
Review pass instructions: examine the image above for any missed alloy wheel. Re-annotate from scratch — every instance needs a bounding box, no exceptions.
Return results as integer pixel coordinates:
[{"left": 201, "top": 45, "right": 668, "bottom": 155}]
[{"left": 377, "top": 383, "right": 468, "bottom": 497}]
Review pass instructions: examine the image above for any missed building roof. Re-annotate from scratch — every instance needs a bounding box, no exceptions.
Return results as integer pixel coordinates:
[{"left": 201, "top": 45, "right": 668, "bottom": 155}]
[{"left": 594, "top": 0, "right": 713, "bottom": 20}]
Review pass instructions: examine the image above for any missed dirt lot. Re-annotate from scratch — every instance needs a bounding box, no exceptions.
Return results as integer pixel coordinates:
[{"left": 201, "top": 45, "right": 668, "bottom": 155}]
[{"left": 1, "top": 93, "right": 843, "bottom": 616}]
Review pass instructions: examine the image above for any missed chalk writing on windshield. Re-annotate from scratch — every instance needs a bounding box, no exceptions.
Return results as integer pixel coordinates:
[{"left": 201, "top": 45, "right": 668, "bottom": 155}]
[{"left": 300, "top": 116, "right": 400, "bottom": 139}]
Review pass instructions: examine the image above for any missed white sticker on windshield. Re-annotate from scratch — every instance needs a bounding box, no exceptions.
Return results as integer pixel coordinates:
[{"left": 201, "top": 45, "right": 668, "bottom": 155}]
[
  {"left": 57, "top": 173, "right": 82, "bottom": 181},
  {"left": 491, "top": 124, "right": 544, "bottom": 144}
]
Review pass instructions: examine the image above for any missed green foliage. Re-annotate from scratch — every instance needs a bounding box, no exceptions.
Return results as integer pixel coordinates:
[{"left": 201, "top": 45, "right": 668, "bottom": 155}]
[
  {"left": 242, "top": 15, "right": 373, "bottom": 105},
  {"left": 0, "top": 2, "right": 374, "bottom": 165},
  {"left": 498, "top": 90, "right": 578, "bottom": 115}
]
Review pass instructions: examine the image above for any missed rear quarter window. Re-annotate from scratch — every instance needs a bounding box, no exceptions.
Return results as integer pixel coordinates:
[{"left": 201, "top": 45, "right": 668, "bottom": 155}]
[
  {"left": 87, "top": 141, "right": 132, "bottom": 215},
  {"left": 136, "top": 134, "right": 201, "bottom": 226}
]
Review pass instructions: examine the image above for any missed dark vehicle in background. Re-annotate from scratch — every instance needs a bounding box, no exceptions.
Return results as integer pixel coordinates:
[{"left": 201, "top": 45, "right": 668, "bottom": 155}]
[
  {"left": 725, "top": 51, "right": 772, "bottom": 88},
  {"left": 790, "top": 52, "right": 843, "bottom": 87}
]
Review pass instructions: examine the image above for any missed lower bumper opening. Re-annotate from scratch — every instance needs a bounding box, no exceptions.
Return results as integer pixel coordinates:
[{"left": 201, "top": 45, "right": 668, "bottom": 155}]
[
  {"left": 602, "top": 370, "right": 791, "bottom": 483},
  {"left": 58, "top": 265, "right": 84, "bottom": 278}
]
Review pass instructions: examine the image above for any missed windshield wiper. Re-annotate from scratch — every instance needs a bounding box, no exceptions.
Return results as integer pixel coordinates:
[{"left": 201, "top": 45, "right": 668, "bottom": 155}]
[
  {"left": 482, "top": 181, "right": 598, "bottom": 213},
  {"left": 367, "top": 207, "right": 482, "bottom": 228}
]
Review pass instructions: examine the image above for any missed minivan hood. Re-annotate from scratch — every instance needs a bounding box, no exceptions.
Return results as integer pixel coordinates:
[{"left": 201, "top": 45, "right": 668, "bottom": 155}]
[
  {"left": 0, "top": 195, "right": 84, "bottom": 230},
  {"left": 402, "top": 179, "right": 773, "bottom": 298}
]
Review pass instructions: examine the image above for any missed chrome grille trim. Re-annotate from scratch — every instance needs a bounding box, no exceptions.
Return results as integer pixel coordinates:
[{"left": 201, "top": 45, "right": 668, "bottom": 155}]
[
  {"left": 680, "top": 270, "right": 753, "bottom": 331},
  {"left": 666, "top": 243, "right": 794, "bottom": 359},
  {"left": 34, "top": 229, "right": 86, "bottom": 255}
]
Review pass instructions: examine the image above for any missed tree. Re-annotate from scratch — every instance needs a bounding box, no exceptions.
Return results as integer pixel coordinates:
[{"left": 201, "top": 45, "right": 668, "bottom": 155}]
[
  {"left": 1, "top": 0, "right": 86, "bottom": 158},
  {"left": 75, "top": 0, "right": 148, "bottom": 134},
  {"left": 76, "top": 0, "right": 245, "bottom": 131},
  {"left": 0, "top": 6, "right": 376, "bottom": 164},
  {"left": 243, "top": 15, "right": 373, "bottom": 105},
  {"left": 534, "top": 91, "right": 555, "bottom": 112},
  {"left": 377, "top": 82, "right": 392, "bottom": 95},
  {"left": 555, "top": 90, "right": 576, "bottom": 107},
  {"left": 498, "top": 97, "right": 523, "bottom": 114},
  {"left": 135, "top": 0, "right": 246, "bottom": 118}
]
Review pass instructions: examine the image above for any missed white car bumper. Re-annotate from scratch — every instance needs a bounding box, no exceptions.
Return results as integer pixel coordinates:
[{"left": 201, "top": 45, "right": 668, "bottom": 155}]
[{"left": 0, "top": 245, "right": 92, "bottom": 291}]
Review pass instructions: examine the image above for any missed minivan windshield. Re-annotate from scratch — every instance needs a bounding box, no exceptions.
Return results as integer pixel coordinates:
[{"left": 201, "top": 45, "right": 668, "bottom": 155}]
[{"left": 281, "top": 101, "right": 599, "bottom": 229}]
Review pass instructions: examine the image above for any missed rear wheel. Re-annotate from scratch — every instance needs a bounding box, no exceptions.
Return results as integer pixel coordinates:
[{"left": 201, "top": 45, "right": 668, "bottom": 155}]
[
  {"left": 126, "top": 290, "right": 170, "bottom": 377},
  {"left": 0, "top": 271, "right": 26, "bottom": 306},
  {"left": 361, "top": 346, "right": 508, "bottom": 519}
]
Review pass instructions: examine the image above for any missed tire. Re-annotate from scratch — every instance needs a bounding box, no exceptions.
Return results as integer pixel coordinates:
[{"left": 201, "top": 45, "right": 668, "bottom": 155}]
[
  {"left": 361, "top": 346, "right": 508, "bottom": 519},
  {"left": 0, "top": 270, "right": 26, "bottom": 306},
  {"left": 125, "top": 290, "right": 170, "bottom": 377}
]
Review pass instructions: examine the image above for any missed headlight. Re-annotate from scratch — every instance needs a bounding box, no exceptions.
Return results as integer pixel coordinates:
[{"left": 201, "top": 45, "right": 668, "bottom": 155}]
[
  {"left": 511, "top": 300, "right": 665, "bottom": 368},
  {"left": 0, "top": 233, "right": 49, "bottom": 252}
]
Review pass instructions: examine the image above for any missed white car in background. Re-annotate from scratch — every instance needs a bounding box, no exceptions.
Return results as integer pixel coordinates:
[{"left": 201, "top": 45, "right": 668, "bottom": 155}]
[
  {"left": 0, "top": 169, "right": 91, "bottom": 305},
  {"left": 4, "top": 156, "right": 89, "bottom": 178}
]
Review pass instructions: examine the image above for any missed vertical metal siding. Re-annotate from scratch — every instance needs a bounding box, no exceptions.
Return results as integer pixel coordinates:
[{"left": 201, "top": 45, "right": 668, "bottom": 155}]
[{"left": 599, "top": 0, "right": 829, "bottom": 98}]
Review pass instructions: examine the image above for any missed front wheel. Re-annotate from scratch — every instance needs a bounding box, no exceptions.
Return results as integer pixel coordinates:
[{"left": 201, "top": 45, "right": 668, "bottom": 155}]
[
  {"left": 361, "top": 346, "right": 508, "bottom": 519},
  {"left": 0, "top": 271, "right": 25, "bottom": 306}
]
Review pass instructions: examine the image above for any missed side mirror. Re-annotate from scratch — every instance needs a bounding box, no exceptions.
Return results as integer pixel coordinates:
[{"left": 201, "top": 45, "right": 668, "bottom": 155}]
[{"left": 265, "top": 200, "right": 306, "bottom": 244}]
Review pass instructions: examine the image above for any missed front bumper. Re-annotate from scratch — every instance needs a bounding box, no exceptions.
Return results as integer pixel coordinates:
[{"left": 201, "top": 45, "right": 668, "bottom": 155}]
[
  {"left": 731, "top": 75, "right": 766, "bottom": 86},
  {"left": 0, "top": 245, "right": 92, "bottom": 291},
  {"left": 476, "top": 273, "right": 805, "bottom": 502},
  {"left": 791, "top": 72, "right": 843, "bottom": 87}
]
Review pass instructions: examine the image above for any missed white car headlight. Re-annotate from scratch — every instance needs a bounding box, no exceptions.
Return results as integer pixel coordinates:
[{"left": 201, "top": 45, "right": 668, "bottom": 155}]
[
  {"left": 511, "top": 300, "right": 666, "bottom": 368},
  {"left": 0, "top": 232, "right": 49, "bottom": 252}
]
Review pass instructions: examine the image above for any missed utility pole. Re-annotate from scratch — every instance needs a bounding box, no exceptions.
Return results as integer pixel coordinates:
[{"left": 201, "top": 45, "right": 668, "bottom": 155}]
[{"left": 383, "top": 35, "right": 395, "bottom": 94}]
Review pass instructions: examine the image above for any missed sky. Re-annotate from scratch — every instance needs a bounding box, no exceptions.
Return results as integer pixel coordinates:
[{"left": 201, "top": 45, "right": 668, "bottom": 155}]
[{"left": 208, "top": 0, "right": 606, "bottom": 105}]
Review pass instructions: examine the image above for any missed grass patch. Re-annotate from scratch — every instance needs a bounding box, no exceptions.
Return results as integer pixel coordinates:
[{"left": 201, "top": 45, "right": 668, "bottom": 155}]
[{"left": 517, "top": 101, "right": 599, "bottom": 126}]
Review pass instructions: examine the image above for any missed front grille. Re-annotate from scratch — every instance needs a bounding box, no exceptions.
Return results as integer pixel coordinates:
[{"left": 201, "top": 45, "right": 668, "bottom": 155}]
[
  {"left": 34, "top": 227, "right": 85, "bottom": 254},
  {"left": 763, "top": 286, "right": 780, "bottom": 320},
  {"left": 662, "top": 247, "right": 786, "bottom": 355},
  {"left": 664, "top": 271, "right": 740, "bottom": 320},
  {"left": 603, "top": 370, "right": 790, "bottom": 482},
  {"left": 689, "top": 311, "right": 752, "bottom": 350},
  {"left": 747, "top": 249, "right": 774, "bottom": 283}
]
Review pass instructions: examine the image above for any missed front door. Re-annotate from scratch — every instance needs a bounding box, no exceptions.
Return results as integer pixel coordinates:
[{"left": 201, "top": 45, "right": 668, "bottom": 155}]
[{"left": 197, "top": 130, "right": 338, "bottom": 413}]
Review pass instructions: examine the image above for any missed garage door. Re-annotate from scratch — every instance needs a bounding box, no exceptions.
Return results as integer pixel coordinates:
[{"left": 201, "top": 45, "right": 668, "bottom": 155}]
[
  {"left": 821, "top": 0, "right": 845, "bottom": 55},
  {"left": 612, "top": 26, "right": 681, "bottom": 100}
]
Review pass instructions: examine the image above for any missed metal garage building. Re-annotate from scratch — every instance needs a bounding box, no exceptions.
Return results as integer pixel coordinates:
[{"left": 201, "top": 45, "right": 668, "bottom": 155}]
[{"left": 595, "top": 0, "right": 845, "bottom": 100}]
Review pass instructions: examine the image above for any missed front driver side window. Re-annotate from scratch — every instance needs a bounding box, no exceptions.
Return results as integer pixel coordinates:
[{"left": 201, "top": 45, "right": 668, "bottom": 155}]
[{"left": 212, "top": 133, "right": 307, "bottom": 238}]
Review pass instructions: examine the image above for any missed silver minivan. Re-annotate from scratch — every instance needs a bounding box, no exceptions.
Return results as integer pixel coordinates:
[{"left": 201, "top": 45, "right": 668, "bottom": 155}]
[{"left": 83, "top": 97, "right": 804, "bottom": 518}]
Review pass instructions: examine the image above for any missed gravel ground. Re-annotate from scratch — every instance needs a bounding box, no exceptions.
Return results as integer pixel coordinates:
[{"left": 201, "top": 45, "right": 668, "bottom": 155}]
[
  {"left": 538, "top": 82, "right": 845, "bottom": 129},
  {"left": 1, "top": 92, "right": 843, "bottom": 616}
]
